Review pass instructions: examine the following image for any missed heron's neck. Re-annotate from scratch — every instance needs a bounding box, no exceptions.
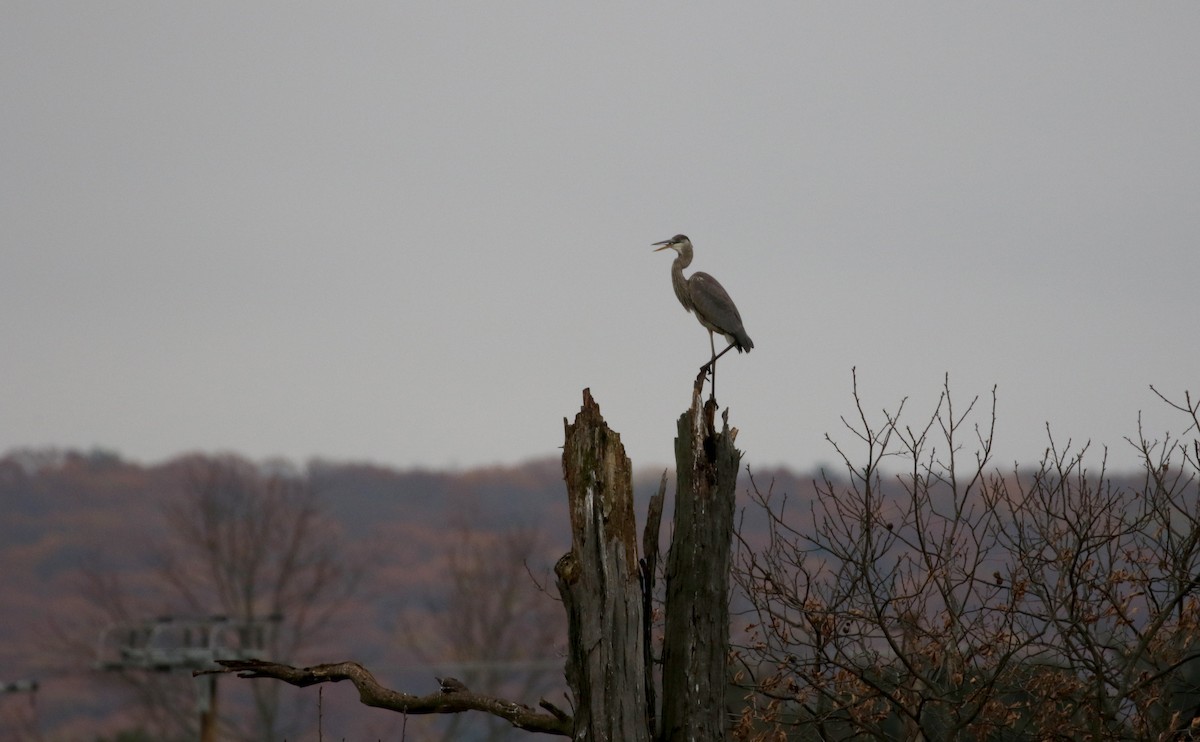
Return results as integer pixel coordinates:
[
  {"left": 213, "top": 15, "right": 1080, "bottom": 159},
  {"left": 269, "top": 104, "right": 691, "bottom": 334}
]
[{"left": 671, "top": 257, "right": 693, "bottom": 313}]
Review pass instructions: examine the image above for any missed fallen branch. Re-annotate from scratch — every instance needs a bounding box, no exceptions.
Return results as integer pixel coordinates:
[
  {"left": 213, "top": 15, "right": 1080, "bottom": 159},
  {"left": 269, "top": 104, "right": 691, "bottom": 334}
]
[{"left": 197, "top": 659, "right": 571, "bottom": 736}]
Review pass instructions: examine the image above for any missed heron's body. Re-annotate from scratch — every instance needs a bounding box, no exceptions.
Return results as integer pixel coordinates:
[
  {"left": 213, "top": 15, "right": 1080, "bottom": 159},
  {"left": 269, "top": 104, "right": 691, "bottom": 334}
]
[{"left": 654, "top": 234, "right": 752, "bottom": 396}]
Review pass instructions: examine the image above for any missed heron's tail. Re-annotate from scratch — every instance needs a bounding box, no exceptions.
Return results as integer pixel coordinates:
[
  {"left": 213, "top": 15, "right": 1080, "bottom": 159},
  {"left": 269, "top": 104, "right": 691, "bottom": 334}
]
[{"left": 736, "top": 331, "right": 754, "bottom": 353}]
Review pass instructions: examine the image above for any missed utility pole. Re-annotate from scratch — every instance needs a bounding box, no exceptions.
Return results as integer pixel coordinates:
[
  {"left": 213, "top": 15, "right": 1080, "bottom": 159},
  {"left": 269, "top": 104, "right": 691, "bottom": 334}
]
[
  {"left": 0, "top": 679, "right": 40, "bottom": 737},
  {"left": 198, "top": 671, "right": 218, "bottom": 742},
  {"left": 96, "top": 614, "right": 281, "bottom": 741}
]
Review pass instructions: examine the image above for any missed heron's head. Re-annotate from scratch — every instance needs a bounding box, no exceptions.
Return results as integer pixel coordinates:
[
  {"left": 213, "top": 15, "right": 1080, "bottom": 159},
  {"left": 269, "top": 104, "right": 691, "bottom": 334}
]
[{"left": 652, "top": 234, "right": 692, "bottom": 255}]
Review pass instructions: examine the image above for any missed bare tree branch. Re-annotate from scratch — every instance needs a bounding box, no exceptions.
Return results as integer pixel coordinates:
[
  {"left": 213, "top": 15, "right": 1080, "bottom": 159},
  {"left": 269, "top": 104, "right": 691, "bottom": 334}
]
[{"left": 198, "top": 660, "right": 572, "bottom": 736}]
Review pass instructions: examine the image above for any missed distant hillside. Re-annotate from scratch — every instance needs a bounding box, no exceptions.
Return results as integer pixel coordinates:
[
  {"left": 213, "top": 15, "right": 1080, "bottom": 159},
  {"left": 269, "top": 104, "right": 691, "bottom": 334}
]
[
  {"left": 0, "top": 448, "right": 822, "bottom": 741},
  {"left": 3, "top": 445, "right": 1159, "bottom": 739}
]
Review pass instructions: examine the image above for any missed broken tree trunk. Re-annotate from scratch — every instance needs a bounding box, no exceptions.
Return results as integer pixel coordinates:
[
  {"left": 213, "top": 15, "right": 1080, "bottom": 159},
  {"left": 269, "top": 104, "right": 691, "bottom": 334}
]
[
  {"left": 660, "top": 388, "right": 742, "bottom": 742},
  {"left": 555, "top": 389, "right": 650, "bottom": 742}
]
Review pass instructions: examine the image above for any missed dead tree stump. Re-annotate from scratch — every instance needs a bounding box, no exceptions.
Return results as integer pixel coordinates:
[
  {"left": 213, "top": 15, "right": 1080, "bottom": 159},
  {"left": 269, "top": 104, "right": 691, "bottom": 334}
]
[
  {"left": 552, "top": 386, "right": 741, "bottom": 741},
  {"left": 660, "top": 390, "right": 741, "bottom": 742},
  {"left": 555, "top": 389, "right": 650, "bottom": 742}
]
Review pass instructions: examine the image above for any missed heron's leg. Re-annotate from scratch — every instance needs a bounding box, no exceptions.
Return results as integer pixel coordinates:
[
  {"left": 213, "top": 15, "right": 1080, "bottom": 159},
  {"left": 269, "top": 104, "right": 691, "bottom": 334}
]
[
  {"left": 711, "top": 342, "right": 737, "bottom": 363},
  {"left": 700, "top": 342, "right": 738, "bottom": 400},
  {"left": 701, "top": 339, "right": 738, "bottom": 372},
  {"left": 708, "top": 332, "right": 718, "bottom": 399},
  {"left": 700, "top": 342, "right": 738, "bottom": 372}
]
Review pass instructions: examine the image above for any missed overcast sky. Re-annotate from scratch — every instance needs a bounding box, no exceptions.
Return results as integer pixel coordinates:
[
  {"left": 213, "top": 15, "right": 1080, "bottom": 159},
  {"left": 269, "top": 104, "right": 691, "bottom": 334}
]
[{"left": 3, "top": 4, "right": 1197, "bottom": 476}]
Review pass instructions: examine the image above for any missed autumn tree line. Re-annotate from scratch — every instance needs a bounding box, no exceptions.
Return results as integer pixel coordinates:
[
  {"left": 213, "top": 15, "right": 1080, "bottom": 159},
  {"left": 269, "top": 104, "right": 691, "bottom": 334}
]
[{"left": 4, "top": 375, "right": 1198, "bottom": 741}]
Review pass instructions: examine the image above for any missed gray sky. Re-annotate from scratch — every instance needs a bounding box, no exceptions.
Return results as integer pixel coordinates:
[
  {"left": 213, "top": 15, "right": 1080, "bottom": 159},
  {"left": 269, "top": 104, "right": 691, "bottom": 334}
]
[{"left": 3, "top": 4, "right": 1198, "bottom": 475}]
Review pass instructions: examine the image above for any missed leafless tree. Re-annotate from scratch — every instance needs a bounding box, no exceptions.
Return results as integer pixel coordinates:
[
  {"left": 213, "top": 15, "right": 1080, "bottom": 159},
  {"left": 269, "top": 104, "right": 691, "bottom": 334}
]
[
  {"left": 395, "top": 518, "right": 566, "bottom": 741},
  {"left": 733, "top": 373, "right": 1200, "bottom": 741},
  {"left": 83, "top": 454, "right": 361, "bottom": 742}
]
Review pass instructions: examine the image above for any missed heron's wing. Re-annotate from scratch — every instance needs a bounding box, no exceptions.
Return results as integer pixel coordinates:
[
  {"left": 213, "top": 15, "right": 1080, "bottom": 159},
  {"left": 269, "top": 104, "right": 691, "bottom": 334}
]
[{"left": 688, "top": 272, "right": 745, "bottom": 335}]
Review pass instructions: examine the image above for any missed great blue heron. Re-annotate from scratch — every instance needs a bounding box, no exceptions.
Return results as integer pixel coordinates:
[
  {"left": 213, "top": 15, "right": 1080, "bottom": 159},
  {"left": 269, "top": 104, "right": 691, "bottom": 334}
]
[{"left": 653, "top": 234, "right": 753, "bottom": 398}]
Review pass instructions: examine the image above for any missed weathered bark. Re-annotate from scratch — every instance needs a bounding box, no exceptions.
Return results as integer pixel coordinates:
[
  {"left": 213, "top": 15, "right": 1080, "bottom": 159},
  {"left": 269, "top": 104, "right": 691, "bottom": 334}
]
[
  {"left": 660, "top": 389, "right": 741, "bottom": 742},
  {"left": 555, "top": 389, "right": 651, "bottom": 742},
  {"left": 641, "top": 471, "right": 668, "bottom": 733}
]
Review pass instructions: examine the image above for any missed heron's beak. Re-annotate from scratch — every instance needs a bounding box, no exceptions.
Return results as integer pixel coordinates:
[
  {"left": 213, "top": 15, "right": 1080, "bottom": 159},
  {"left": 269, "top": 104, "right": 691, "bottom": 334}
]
[{"left": 652, "top": 240, "right": 673, "bottom": 251}]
